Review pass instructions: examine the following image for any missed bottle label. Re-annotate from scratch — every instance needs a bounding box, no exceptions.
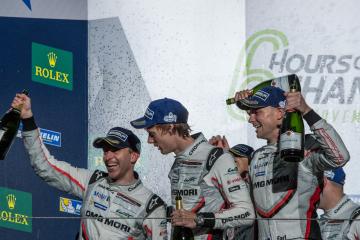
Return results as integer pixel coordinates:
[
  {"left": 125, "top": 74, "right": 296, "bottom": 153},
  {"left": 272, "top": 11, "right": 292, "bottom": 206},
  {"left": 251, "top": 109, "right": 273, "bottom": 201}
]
[
  {"left": 272, "top": 76, "right": 290, "bottom": 92},
  {"left": 280, "top": 131, "right": 302, "bottom": 150},
  {"left": 0, "top": 129, "right": 4, "bottom": 139}
]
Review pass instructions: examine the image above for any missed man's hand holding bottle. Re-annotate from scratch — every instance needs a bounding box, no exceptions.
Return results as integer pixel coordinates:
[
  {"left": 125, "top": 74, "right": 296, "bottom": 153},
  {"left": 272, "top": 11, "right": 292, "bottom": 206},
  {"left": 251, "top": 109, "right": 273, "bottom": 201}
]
[{"left": 11, "top": 93, "right": 33, "bottom": 119}]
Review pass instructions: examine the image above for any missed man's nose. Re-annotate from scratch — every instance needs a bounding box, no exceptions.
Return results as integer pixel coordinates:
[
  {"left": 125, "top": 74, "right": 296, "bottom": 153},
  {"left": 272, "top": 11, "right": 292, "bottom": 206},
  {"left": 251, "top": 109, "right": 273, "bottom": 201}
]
[
  {"left": 103, "top": 151, "right": 113, "bottom": 161},
  {"left": 248, "top": 113, "right": 255, "bottom": 123}
]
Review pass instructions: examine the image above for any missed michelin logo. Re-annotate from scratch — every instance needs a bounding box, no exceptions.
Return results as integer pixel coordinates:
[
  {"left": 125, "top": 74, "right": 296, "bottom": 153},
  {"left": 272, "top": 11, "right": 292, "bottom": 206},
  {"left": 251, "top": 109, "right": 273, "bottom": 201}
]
[
  {"left": 16, "top": 125, "right": 62, "bottom": 147},
  {"left": 40, "top": 128, "right": 62, "bottom": 147}
]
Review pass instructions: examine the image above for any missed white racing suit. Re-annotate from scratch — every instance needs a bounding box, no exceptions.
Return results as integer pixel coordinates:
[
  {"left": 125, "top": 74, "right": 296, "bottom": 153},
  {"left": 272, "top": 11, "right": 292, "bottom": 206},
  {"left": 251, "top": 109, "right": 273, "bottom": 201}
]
[
  {"left": 169, "top": 133, "right": 255, "bottom": 240},
  {"left": 249, "top": 110, "right": 350, "bottom": 240},
  {"left": 22, "top": 121, "right": 167, "bottom": 240},
  {"left": 348, "top": 206, "right": 360, "bottom": 240},
  {"left": 319, "top": 195, "right": 360, "bottom": 240}
]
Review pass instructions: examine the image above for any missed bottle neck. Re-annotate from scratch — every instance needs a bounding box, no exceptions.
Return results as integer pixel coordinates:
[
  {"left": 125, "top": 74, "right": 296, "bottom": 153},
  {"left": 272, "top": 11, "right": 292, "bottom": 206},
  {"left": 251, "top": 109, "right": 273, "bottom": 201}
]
[
  {"left": 175, "top": 199, "right": 183, "bottom": 210},
  {"left": 286, "top": 88, "right": 297, "bottom": 112},
  {"left": 11, "top": 106, "right": 22, "bottom": 114}
]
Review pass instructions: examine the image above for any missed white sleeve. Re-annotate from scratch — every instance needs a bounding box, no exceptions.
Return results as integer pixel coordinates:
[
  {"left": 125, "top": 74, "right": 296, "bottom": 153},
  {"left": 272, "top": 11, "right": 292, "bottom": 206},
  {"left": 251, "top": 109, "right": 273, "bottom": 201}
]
[
  {"left": 23, "top": 129, "right": 92, "bottom": 199},
  {"left": 203, "top": 150, "right": 255, "bottom": 229},
  {"left": 347, "top": 207, "right": 360, "bottom": 240}
]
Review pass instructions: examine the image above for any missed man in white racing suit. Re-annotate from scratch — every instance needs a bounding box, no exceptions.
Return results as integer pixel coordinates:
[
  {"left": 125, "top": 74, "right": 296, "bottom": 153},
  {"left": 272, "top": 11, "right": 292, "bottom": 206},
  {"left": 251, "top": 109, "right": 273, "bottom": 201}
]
[
  {"left": 225, "top": 144, "right": 256, "bottom": 240},
  {"left": 234, "top": 86, "right": 350, "bottom": 239},
  {"left": 318, "top": 167, "right": 360, "bottom": 240},
  {"left": 130, "top": 98, "right": 254, "bottom": 239},
  {"left": 12, "top": 93, "right": 168, "bottom": 240},
  {"left": 348, "top": 212, "right": 360, "bottom": 240}
]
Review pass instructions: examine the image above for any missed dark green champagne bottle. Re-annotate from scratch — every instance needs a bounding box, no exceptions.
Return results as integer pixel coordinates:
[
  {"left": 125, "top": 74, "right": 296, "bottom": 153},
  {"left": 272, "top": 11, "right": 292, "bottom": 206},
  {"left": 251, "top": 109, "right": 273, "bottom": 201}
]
[
  {"left": 172, "top": 194, "right": 194, "bottom": 240},
  {"left": 226, "top": 74, "right": 300, "bottom": 105},
  {"left": 0, "top": 90, "right": 29, "bottom": 160},
  {"left": 279, "top": 80, "right": 304, "bottom": 162}
]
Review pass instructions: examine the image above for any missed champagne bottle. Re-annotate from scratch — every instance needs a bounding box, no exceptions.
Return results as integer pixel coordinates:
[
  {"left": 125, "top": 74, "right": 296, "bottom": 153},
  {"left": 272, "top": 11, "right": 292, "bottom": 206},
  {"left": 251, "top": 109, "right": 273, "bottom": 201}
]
[
  {"left": 279, "top": 81, "right": 304, "bottom": 162},
  {"left": 172, "top": 194, "right": 194, "bottom": 240},
  {"left": 0, "top": 90, "right": 29, "bottom": 160},
  {"left": 226, "top": 74, "right": 300, "bottom": 105}
]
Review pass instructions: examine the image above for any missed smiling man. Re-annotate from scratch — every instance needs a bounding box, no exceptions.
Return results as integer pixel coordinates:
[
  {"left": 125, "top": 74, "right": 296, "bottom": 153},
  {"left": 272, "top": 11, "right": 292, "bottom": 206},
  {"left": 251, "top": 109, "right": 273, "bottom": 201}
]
[
  {"left": 130, "top": 98, "right": 254, "bottom": 240},
  {"left": 234, "top": 86, "right": 350, "bottom": 240},
  {"left": 12, "top": 93, "right": 168, "bottom": 240}
]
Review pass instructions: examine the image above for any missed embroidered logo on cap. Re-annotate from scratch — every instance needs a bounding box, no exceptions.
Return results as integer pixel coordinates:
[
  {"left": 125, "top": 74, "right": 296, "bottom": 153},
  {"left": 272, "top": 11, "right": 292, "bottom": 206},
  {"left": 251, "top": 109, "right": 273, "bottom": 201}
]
[
  {"left": 145, "top": 108, "right": 154, "bottom": 120},
  {"left": 324, "top": 171, "right": 335, "bottom": 180},
  {"left": 238, "top": 145, "right": 249, "bottom": 152},
  {"left": 164, "top": 112, "right": 177, "bottom": 123},
  {"left": 254, "top": 90, "right": 270, "bottom": 101},
  {"left": 108, "top": 129, "right": 128, "bottom": 142},
  {"left": 279, "top": 100, "right": 286, "bottom": 108}
]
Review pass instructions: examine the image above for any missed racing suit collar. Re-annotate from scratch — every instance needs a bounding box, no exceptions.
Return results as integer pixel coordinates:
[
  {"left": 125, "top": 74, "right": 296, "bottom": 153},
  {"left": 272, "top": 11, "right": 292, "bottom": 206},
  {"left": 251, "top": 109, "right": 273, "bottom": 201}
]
[
  {"left": 322, "top": 195, "right": 350, "bottom": 218},
  {"left": 108, "top": 171, "right": 141, "bottom": 188},
  {"left": 175, "top": 132, "right": 206, "bottom": 158},
  {"left": 264, "top": 142, "right": 278, "bottom": 149}
]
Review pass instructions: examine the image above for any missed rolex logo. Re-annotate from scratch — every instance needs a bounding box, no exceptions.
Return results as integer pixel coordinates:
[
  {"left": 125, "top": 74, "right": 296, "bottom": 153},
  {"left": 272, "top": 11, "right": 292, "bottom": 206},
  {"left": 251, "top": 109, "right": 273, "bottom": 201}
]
[
  {"left": 47, "top": 52, "right": 57, "bottom": 67},
  {"left": 6, "top": 194, "right": 16, "bottom": 209},
  {"left": 32, "top": 42, "right": 73, "bottom": 91}
]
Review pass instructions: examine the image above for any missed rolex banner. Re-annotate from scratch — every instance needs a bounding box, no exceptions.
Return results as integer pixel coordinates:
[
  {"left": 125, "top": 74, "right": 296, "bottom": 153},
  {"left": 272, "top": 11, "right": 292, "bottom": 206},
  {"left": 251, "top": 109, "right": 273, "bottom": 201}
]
[
  {"left": 32, "top": 42, "right": 73, "bottom": 91},
  {"left": 0, "top": 187, "right": 32, "bottom": 233}
]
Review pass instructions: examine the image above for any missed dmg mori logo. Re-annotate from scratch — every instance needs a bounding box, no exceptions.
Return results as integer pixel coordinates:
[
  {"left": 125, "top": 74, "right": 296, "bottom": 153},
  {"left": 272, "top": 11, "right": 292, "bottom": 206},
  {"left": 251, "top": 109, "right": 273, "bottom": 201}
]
[
  {"left": 6, "top": 194, "right": 16, "bottom": 209},
  {"left": 32, "top": 42, "right": 73, "bottom": 91},
  {"left": 48, "top": 52, "right": 57, "bottom": 67}
]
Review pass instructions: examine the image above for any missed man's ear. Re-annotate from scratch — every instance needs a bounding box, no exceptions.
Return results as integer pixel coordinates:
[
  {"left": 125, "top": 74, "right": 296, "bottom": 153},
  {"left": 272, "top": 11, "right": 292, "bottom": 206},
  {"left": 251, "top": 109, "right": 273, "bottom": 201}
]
[
  {"left": 277, "top": 108, "right": 285, "bottom": 120},
  {"left": 168, "top": 124, "right": 175, "bottom": 135},
  {"left": 323, "top": 177, "right": 329, "bottom": 187},
  {"left": 130, "top": 151, "right": 140, "bottom": 164}
]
